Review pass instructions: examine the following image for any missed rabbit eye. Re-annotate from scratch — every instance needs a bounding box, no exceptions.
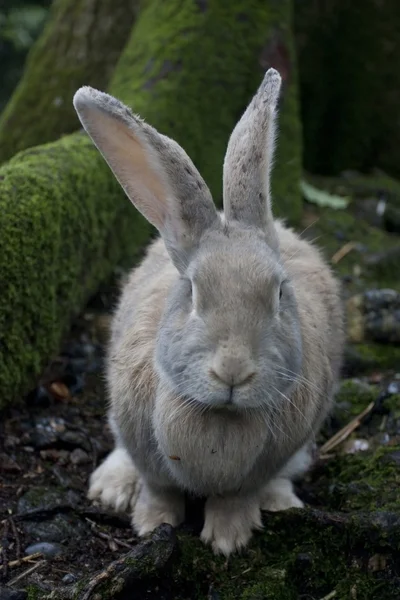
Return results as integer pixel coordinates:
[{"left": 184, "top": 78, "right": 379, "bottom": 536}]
[{"left": 279, "top": 280, "right": 288, "bottom": 301}]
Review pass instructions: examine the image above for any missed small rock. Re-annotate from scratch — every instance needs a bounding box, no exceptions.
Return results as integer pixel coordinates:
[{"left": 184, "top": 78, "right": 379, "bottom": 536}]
[
  {"left": 346, "top": 288, "right": 400, "bottom": 343},
  {"left": 48, "top": 381, "right": 71, "bottom": 401},
  {"left": 30, "top": 416, "right": 66, "bottom": 449},
  {"left": 343, "top": 438, "right": 370, "bottom": 454},
  {"left": 0, "top": 586, "right": 27, "bottom": 600},
  {"left": 40, "top": 449, "right": 70, "bottom": 464},
  {"left": 21, "top": 515, "right": 87, "bottom": 543},
  {"left": 4, "top": 435, "right": 20, "bottom": 449},
  {"left": 381, "top": 450, "right": 400, "bottom": 467},
  {"left": 70, "top": 448, "right": 90, "bottom": 465},
  {"left": 0, "top": 452, "right": 21, "bottom": 472},
  {"left": 25, "top": 541, "right": 63, "bottom": 558},
  {"left": 62, "top": 573, "right": 77, "bottom": 584},
  {"left": 59, "top": 429, "right": 91, "bottom": 452},
  {"left": 388, "top": 380, "right": 400, "bottom": 395},
  {"left": 18, "top": 486, "right": 80, "bottom": 513}
]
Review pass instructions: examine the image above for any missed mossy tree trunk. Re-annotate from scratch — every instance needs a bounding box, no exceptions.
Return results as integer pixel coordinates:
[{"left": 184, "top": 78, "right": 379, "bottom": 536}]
[
  {"left": 0, "top": 0, "right": 302, "bottom": 407},
  {"left": 0, "top": 0, "right": 140, "bottom": 164},
  {"left": 295, "top": 0, "right": 400, "bottom": 178}
]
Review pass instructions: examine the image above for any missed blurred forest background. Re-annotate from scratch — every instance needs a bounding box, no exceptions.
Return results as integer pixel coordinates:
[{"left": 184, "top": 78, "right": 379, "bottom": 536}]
[{"left": 0, "top": 0, "right": 51, "bottom": 111}]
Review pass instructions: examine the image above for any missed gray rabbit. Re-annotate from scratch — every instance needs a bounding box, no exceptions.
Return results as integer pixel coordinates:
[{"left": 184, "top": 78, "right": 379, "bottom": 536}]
[{"left": 73, "top": 69, "right": 344, "bottom": 556}]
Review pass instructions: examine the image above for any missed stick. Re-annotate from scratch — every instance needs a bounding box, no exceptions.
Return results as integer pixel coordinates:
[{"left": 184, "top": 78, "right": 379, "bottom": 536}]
[
  {"left": 7, "top": 559, "right": 46, "bottom": 586},
  {"left": 319, "top": 591, "right": 337, "bottom": 600},
  {"left": 85, "top": 518, "right": 132, "bottom": 550},
  {"left": 0, "top": 552, "right": 42, "bottom": 570},
  {"left": 320, "top": 401, "right": 374, "bottom": 455},
  {"left": 331, "top": 241, "right": 356, "bottom": 264},
  {"left": 9, "top": 517, "right": 21, "bottom": 559}
]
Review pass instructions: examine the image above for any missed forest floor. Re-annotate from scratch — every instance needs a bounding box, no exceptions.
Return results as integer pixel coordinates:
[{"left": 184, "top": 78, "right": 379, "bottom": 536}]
[{"left": 1, "top": 195, "right": 400, "bottom": 600}]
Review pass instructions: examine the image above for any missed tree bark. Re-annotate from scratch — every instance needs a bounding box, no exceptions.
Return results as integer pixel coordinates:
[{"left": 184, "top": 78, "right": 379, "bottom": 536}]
[
  {"left": 0, "top": 0, "right": 140, "bottom": 163},
  {"left": 295, "top": 0, "right": 400, "bottom": 178},
  {"left": 0, "top": 0, "right": 302, "bottom": 407}
]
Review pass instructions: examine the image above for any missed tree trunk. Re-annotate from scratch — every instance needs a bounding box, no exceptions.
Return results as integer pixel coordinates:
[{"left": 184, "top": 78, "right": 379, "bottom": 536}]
[
  {"left": 0, "top": 0, "right": 140, "bottom": 163},
  {"left": 295, "top": 0, "right": 400, "bottom": 178},
  {"left": 0, "top": 0, "right": 302, "bottom": 407}
]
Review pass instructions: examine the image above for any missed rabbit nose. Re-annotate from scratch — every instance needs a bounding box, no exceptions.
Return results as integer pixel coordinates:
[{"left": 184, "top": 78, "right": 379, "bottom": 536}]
[{"left": 210, "top": 349, "right": 256, "bottom": 387}]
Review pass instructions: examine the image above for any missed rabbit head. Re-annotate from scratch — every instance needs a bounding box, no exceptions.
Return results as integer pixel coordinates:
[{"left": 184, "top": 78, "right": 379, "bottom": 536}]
[{"left": 73, "top": 69, "right": 302, "bottom": 412}]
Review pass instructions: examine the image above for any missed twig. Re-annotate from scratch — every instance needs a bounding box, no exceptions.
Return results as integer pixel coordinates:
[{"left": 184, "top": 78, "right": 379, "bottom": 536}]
[
  {"left": 81, "top": 570, "right": 110, "bottom": 600},
  {"left": 320, "top": 401, "right": 375, "bottom": 455},
  {"left": 85, "top": 518, "right": 132, "bottom": 550},
  {"left": 1, "top": 519, "right": 9, "bottom": 580},
  {"left": 0, "top": 552, "right": 43, "bottom": 570},
  {"left": 319, "top": 591, "right": 337, "bottom": 600},
  {"left": 331, "top": 241, "right": 356, "bottom": 264},
  {"left": 9, "top": 517, "right": 21, "bottom": 559},
  {"left": 10, "top": 505, "right": 130, "bottom": 528},
  {"left": 7, "top": 559, "right": 46, "bottom": 586}
]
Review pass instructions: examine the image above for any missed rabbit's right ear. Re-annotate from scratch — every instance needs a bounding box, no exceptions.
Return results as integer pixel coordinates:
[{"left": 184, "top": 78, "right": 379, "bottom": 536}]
[
  {"left": 222, "top": 69, "right": 281, "bottom": 250},
  {"left": 73, "top": 87, "right": 219, "bottom": 271}
]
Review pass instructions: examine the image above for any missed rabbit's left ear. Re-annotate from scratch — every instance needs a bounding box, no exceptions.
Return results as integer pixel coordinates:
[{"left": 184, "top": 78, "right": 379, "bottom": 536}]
[
  {"left": 222, "top": 69, "right": 281, "bottom": 249},
  {"left": 73, "top": 87, "right": 219, "bottom": 271}
]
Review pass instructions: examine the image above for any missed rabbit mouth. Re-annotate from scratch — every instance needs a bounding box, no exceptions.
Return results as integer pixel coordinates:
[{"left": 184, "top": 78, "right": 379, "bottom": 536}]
[{"left": 178, "top": 389, "right": 256, "bottom": 413}]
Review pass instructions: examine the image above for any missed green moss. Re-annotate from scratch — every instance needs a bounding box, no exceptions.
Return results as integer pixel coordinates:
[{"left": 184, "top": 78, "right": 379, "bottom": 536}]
[
  {"left": 313, "top": 446, "right": 400, "bottom": 513},
  {"left": 111, "top": 0, "right": 302, "bottom": 221},
  {"left": 349, "top": 343, "right": 400, "bottom": 372},
  {"left": 155, "top": 509, "right": 398, "bottom": 600},
  {"left": 0, "top": 133, "right": 152, "bottom": 407},
  {"left": 300, "top": 204, "right": 400, "bottom": 293},
  {"left": 0, "top": 0, "right": 139, "bottom": 163},
  {"left": 335, "top": 379, "right": 377, "bottom": 414},
  {"left": 26, "top": 586, "right": 44, "bottom": 600}
]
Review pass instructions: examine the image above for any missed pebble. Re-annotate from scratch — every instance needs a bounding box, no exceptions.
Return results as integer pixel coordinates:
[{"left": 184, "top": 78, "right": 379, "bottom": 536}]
[
  {"left": 0, "top": 586, "right": 27, "bottom": 600},
  {"left": 25, "top": 541, "right": 63, "bottom": 558},
  {"left": 0, "top": 452, "right": 21, "bottom": 473},
  {"left": 62, "top": 573, "right": 77, "bottom": 584},
  {"left": 343, "top": 438, "right": 370, "bottom": 454},
  {"left": 70, "top": 448, "right": 90, "bottom": 465}
]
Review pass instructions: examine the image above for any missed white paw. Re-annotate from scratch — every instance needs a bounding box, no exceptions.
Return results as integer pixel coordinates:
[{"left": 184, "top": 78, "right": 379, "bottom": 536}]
[
  {"left": 132, "top": 483, "right": 185, "bottom": 537},
  {"left": 201, "top": 496, "right": 262, "bottom": 556},
  {"left": 88, "top": 447, "right": 139, "bottom": 512},
  {"left": 261, "top": 478, "right": 304, "bottom": 512}
]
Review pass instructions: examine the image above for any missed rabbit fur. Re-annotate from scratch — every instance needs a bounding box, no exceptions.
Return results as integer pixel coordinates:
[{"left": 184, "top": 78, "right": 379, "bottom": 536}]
[{"left": 73, "top": 69, "right": 344, "bottom": 556}]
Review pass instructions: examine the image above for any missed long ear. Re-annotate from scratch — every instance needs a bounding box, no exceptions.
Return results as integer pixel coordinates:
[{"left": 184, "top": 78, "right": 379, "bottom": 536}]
[
  {"left": 222, "top": 69, "right": 281, "bottom": 248},
  {"left": 73, "top": 87, "right": 219, "bottom": 271}
]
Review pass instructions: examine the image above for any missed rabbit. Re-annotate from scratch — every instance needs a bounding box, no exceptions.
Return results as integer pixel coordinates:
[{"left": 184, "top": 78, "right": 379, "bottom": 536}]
[{"left": 73, "top": 68, "right": 344, "bottom": 556}]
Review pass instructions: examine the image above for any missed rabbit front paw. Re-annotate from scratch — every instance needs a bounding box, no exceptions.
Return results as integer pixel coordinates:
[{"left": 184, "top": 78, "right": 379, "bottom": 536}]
[
  {"left": 132, "top": 482, "right": 185, "bottom": 537},
  {"left": 88, "top": 447, "right": 139, "bottom": 512},
  {"left": 201, "top": 495, "right": 262, "bottom": 556},
  {"left": 261, "top": 477, "right": 304, "bottom": 512}
]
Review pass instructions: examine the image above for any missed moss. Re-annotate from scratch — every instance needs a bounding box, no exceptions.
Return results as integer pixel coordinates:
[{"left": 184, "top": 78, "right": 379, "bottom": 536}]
[
  {"left": 26, "top": 586, "right": 44, "bottom": 600},
  {"left": 300, "top": 204, "right": 400, "bottom": 293},
  {"left": 111, "top": 0, "right": 302, "bottom": 221},
  {"left": 0, "top": 0, "right": 139, "bottom": 163},
  {"left": 349, "top": 343, "right": 400, "bottom": 373},
  {"left": 0, "top": 134, "right": 152, "bottom": 407},
  {"left": 0, "top": 0, "right": 303, "bottom": 407},
  {"left": 151, "top": 509, "right": 399, "bottom": 600},
  {"left": 312, "top": 446, "right": 400, "bottom": 513}
]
